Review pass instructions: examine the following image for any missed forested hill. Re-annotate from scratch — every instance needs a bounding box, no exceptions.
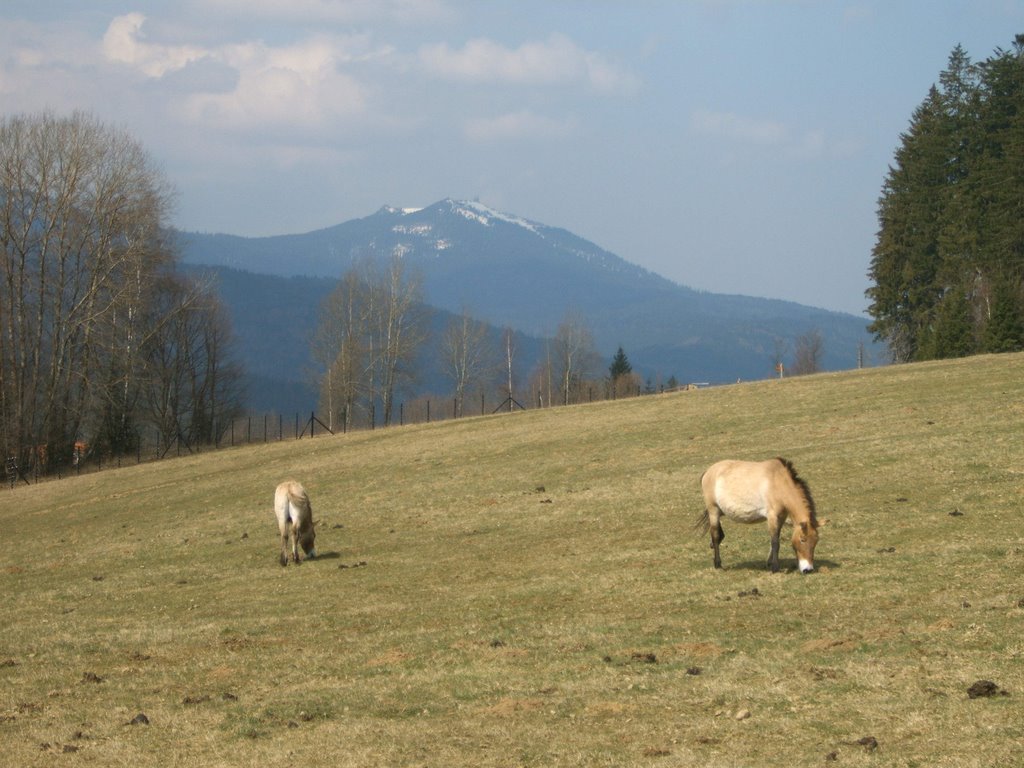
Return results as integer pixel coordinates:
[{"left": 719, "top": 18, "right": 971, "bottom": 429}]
[
  {"left": 180, "top": 264, "right": 552, "bottom": 414},
  {"left": 179, "top": 199, "right": 878, "bottom": 400}
]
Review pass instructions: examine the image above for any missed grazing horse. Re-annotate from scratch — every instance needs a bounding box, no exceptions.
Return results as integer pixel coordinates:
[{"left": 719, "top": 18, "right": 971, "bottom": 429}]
[
  {"left": 697, "top": 458, "right": 819, "bottom": 573},
  {"left": 274, "top": 480, "right": 317, "bottom": 566}
]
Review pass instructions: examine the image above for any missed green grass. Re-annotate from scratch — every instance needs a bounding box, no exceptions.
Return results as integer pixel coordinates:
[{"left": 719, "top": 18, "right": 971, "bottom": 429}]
[{"left": 2, "top": 353, "right": 1023, "bottom": 766}]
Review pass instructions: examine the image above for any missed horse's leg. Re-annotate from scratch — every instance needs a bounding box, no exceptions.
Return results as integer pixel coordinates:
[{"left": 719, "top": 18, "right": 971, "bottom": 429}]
[
  {"left": 767, "top": 532, "right": 780, "bottom": 572},
  {"left": 291, "top": 520, "right": 301, "bottom": 565},
  {"left": 279, "top": 522, "right": 290, "bottom": 567},
  {"left": 708, "top": 507, "right": 725, "bottom": 569},
  {"left": 766, "top": 510, "right": 784, "bottom": 572}
]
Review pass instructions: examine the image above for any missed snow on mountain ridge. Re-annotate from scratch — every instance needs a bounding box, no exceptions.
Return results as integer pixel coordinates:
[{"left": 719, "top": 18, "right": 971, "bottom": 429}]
[
  {"left": 446, "top": 199, "right": 543, "bottom": 236},
  {"left": 392, "top": 223, "right": 433, "bottom": 236},
  {"left": 376, "top": 199, "right": 657, "bottom": 279}
]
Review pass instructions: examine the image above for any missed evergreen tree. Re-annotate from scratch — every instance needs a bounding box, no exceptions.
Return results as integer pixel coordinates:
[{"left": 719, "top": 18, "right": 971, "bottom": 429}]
[
  {"left": 935, "top": 44, "right": 982, "bottom": 292},
  {"left": 981, "top": 275, "right": 1024, "bottom": 352},
  {"left": 609, "top": 346, "right": 632, "bottom": 379},
  {"left": 868, "top": 39, "right": 1024, "bottom": 361},
  {"left": 867, "top": 86, "right": 950, "bottom": 361},
  {"left": 918, "top": 288, "right": 974, "bottom": 359},
  {"left": 975, "top": 39, "right": 1024, "bottom": 279}
]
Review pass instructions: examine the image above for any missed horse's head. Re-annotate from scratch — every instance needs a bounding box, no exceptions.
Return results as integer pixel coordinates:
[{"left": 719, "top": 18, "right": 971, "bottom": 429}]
[
  {"left": 299, "top": 521, "right": 317, "bottom": 559},
  {"left": 792, "top": 520, "right": 818, "bottom": 573}
]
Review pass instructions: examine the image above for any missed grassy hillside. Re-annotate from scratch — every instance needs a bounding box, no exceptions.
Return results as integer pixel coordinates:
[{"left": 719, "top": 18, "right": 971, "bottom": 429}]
[{"left": 2, "top": 354, "right": 1022, "bottom": 767}]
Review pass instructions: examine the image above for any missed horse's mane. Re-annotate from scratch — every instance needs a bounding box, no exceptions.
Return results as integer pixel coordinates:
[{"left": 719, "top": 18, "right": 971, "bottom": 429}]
[{"left": 775, "top": 457, "right": 818, "bottom": 527}]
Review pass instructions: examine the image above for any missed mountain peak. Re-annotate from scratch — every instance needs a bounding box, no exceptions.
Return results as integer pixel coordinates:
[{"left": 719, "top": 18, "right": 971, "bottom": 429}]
[
  {"left": 377, "top": 205, "right": 424, "bottom": 216},
  {"left": 441, "top": 198, "right": 543, "bottom": 236},
  {"left": 179, "top": 200, "right": 876, "bottom": 387},
  {"left": 379, "top": 198, "right": 545, "bottom": 237}
]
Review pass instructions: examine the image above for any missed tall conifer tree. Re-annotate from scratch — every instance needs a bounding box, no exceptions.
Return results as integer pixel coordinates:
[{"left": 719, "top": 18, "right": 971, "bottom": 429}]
[{"left": 868, "top": 38, "right": 1024, "bottom": 361}]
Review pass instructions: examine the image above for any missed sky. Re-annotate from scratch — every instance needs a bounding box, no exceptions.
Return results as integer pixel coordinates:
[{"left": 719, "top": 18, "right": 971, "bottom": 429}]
[{"left": 2, "top": 1, "right": 1022, "bottom": 316}]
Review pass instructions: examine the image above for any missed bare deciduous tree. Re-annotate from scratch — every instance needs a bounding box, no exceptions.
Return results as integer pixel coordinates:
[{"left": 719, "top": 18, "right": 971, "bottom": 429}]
[
  {"left": 552, "top": 310, "right": 600, "bottom": 405},
  {"left": 791, "top": 329, "right": 825, "bottom": 376},
  {"left": 500, "top": 327, "right": 522, "bottom": 411},
  {"left": 140, "top": 273, "right": 244, "bottom": 453},
  {"left": 0, "top": 111, "right": 175, "bottom": 465},
  {"left": 375, "top": 256, "right": 429, "bottom": 426},
  {"left": 0, "top": 112, "right": 245, "bottom": 468},
  {"left": 442, "top": 308, "right": 495, "bottom": 418},
  {"left": 530, "top": 339, "right": 555, "bottom": 408},
  {"left": 314, "top": 256, "right": 429, "bottom": 428},
  {"left": 314, "top": 270, "right": 370, "bottom": 431}
]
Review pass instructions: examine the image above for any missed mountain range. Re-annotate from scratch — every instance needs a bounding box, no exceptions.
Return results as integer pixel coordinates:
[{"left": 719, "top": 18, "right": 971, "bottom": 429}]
[{"left": 178, "top": 198, "right": 879, "bottom": 412}]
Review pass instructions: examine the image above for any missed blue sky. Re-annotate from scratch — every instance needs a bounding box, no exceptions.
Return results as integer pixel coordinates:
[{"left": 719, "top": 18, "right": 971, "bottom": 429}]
[{"left": 2, "top": 1, "right": 1022, "bottom": 315}]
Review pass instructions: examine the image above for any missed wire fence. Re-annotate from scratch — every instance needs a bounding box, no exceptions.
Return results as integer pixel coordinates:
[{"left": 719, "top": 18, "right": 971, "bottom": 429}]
[{"left": 4, "top": 383, "right": 689, "bottom": 490}]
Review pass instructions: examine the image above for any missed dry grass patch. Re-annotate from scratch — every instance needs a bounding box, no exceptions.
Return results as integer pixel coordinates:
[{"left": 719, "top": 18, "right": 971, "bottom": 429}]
[{"left": 2, "top": 353, "right": 1023, "bottom": 766}]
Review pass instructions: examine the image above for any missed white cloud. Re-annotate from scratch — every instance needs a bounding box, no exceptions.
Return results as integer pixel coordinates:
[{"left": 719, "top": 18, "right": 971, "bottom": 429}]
[
  {"left": 464, "top": 110, "right": 575, "bottom": 142},
  {"left": 182, "top": 38, "right": 368, "bottom": 132},
  {"left": 102, "top": 13, "right": 207, "bottom": 78},
  {"left": 419, "top": 33, "right": 638, "bottom": 91},
  {"left": 99, "top": 15, "right": 372, "bottom": 133}
]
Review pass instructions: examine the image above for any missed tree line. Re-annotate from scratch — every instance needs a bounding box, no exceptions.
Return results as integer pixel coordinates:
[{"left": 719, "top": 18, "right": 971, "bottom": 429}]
[
  {"left": 868, "top": 37, "right": 1024, "bottom": 361},
  {"left": 311, "top": 263, "right": 655, "bottom": 428},
  {"left": 312, "top": 264, "right": 829, "bottom": 424},
  {"left": 0, "top": 112, "right": 244, "bottom": 471}
]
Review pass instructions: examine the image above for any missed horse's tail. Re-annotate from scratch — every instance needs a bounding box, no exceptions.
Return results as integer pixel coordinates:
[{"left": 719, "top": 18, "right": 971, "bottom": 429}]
[
  {"left": 693, "top": 469, "right": 711, "bottom": 534},
  {"left": 694, "top": 506, "right": 711, "bottom": 535}
]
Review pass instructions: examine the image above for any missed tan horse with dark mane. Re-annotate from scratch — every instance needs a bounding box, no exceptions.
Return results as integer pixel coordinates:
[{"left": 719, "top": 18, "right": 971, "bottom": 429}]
[
  {"left": 274, "top": 480, "right": 317, "bottom": 566},
  {"left": 697, "top": 458, "right": 819, "bottom": 573}
]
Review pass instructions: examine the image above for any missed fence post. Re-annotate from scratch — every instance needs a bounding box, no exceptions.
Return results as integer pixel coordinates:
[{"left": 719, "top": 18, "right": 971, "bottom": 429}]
[
  {"left": 426, "top": 400, "right": 430, "bottom": 423},
  {"left": 295, "top": 413, "right": 299, "bottom": 439},
  {"left": 400, "top": 403, "right": 404, "bottom": 427}
]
